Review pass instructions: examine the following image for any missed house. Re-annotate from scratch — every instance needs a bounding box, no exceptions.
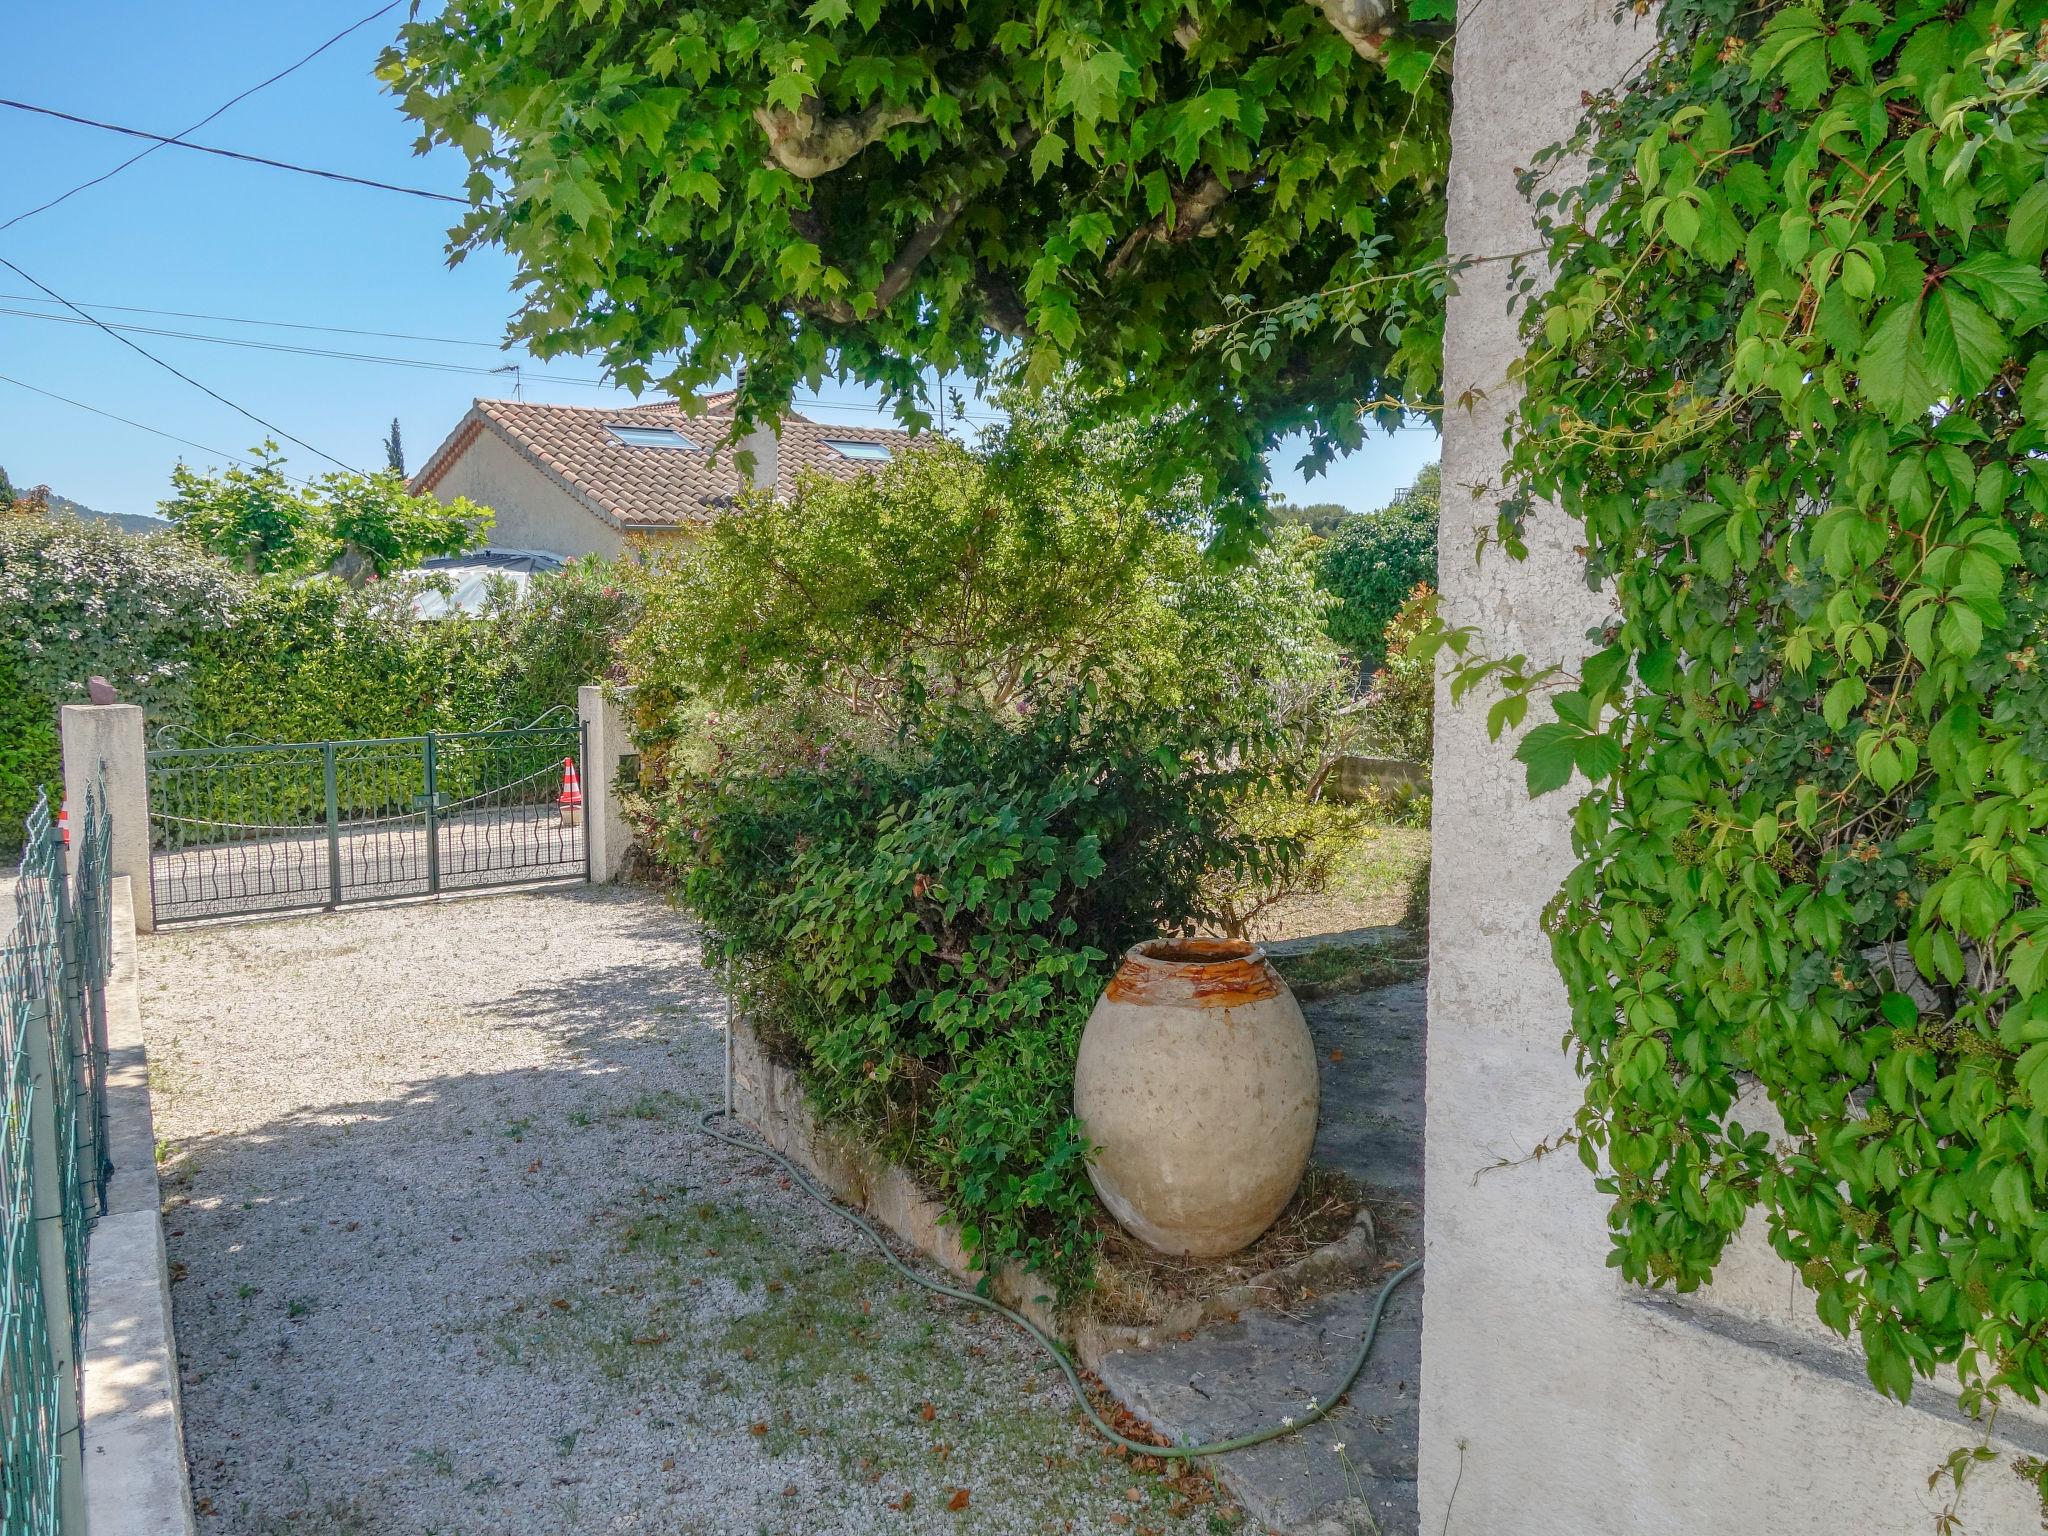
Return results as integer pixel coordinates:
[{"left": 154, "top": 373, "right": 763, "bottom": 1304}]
[{"left": 407, "top": 393, "right": 915, "bottom": 561}]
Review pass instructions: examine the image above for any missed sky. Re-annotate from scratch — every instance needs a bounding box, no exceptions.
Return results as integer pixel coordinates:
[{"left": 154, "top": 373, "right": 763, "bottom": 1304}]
[{"left": 0, "top": 2, "right": 1439, "bottom": 522}]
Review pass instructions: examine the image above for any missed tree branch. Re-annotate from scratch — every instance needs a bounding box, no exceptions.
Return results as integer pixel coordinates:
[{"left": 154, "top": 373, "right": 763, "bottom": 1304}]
[
  {"left": 1104, "top": 170, "right": 1254, "bottom": 278},
  {"left": 754, "top": 101, "right": 928, "bottom": 178},
  {"left": 1311, "top": 0, "right": 1399, "bottom": 62}
]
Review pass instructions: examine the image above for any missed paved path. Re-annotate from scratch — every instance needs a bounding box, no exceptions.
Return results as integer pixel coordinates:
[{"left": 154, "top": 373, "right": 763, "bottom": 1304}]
[
  {"left": 141, "top": 886, "right": 1245, "bottom": 1536},
  {"left": 1097, "top": 947, "right": 1426, "bottom": 1536}
]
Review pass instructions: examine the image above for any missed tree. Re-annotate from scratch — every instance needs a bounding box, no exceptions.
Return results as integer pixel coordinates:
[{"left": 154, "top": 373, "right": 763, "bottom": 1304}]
[
  {"left": 163, "top": 445, "right": 492, "bottom": 578},
  {"left": 383, "top": 417, "right": 406, "bottom": 475},
  {"left": 1268, "top": 499, "right": 1355, "bottom": 538},
  {"left": 381, "top": 1, "right": 1454, "bottom": 524},
  {"left": 161, "top": 442, "right": 320, "bottom": 574},
  {"left": 321, "top": 470, "right": 490, "bottom": 577},
  {"left": 1316, "top": 462, "right": 1436, "bottom": 668}
]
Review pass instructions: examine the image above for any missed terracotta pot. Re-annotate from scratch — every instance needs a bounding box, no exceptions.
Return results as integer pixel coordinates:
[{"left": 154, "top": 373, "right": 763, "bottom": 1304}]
[{"left": 1074, "top": 938, "right": 1318, "bottom": 1258}]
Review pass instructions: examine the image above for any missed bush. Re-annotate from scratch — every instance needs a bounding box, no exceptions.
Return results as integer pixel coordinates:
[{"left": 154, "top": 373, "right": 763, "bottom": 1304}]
[
  {"left": 677, "top": 698, "right": 1285, "bottom": 1293},
  {"left": 1350, "top": 583, "right": 1436, "bottom": 765},
  {"left": 489, "top": 558, "right": 641, "bottom": 725},
  {"left": 628, "top": 429, "right": 1350, "bottom": 1298},
  {"left": 0, "top": 516, "right": 245, "bottom": 847},
  {"left": 1316, "top": 465, "right": 1439, "bottom": 669},
  {"left": 0, "top": 513, "right": 634, "bottom": 851}
]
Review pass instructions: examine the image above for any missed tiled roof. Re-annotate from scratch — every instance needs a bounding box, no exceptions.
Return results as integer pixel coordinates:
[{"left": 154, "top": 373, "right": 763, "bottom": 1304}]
[{"left": 410, "top": 395, "right": 918, "bottom": 531}]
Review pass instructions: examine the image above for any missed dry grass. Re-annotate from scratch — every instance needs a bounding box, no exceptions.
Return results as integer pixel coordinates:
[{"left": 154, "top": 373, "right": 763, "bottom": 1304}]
[
  {"left": 1270, "top": 931, "right": 1428, "bottom": 999},
  {"left": 1244, "top": 824, "right": 1430, "bottom": 945},
  {"left": 1081, "top": 1164, "right": 1369, "bottom": 1329}
]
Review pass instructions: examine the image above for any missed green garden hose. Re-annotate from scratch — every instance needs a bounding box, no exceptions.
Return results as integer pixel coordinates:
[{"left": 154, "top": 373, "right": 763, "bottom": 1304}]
[{"left": 698, "top": 1108, "right": 1422, "bottom": 1460}]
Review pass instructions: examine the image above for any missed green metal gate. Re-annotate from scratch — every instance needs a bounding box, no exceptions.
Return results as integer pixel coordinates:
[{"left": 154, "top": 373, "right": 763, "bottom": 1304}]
[{"left": 146, "top": 711, "right": 588, "bottom": 923}]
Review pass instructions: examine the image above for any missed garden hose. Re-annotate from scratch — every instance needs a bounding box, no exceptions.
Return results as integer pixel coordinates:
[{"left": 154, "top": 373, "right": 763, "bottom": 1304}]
[{"left": 697, "top": 1106, "right": 1423, "bottom": 1460}]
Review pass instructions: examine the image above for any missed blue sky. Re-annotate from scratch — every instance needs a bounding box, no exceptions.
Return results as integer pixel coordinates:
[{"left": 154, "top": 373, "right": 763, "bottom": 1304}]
[{"left": 0, "top": 2, "right": 1438, "bottom": 520}]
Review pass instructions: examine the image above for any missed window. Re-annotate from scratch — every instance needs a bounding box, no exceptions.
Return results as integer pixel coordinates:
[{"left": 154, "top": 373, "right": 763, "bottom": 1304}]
[
  {"left": 607, "top": 425, "right": 700, "bottom": 451},
  {"left": 823, "top": 438, "right": 893, "bottom": 461}
]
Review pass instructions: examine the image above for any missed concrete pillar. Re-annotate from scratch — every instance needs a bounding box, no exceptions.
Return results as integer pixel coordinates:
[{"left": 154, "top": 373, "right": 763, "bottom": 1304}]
[
  {"left": 578, "top": 684, "right": 633, "bottom": 883},
  {"left": 1422, "top": 6, "right": 2043, "bottom": 1532},
  {"left": 59, "top": 703, "right": 151, "bottom": 933}
]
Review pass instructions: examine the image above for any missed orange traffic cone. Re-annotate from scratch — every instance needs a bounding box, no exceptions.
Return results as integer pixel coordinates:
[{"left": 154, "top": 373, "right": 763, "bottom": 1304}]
[
  {"left": 57, "top": 802, "right": 69, "bottom": 849},
  {"left": 559, "top": 757, "right": 584, "bottom": 828}
]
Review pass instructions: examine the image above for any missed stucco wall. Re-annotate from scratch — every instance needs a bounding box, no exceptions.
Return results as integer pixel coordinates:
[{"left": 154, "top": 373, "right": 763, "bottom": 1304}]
[
  {"left": 429, "top": 428, "right": 626, "bottom": 559},
  {"left": 1420, "top": 4, "right": 2044, "bottom": 1531}
]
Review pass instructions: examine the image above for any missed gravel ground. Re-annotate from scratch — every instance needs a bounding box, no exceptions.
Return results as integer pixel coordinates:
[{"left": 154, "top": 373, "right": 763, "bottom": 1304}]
[{"left": 141, "top": 884, "right": 1246, "bottom": 1536}]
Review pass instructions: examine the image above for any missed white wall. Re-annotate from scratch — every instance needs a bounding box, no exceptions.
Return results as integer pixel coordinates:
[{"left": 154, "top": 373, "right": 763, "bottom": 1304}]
[
  {"left": 430, "top": 428, "right": 626, "bottom": 560},
  {"left": 1420, "top": 4, "right": 2046, "bottom": 1531}
]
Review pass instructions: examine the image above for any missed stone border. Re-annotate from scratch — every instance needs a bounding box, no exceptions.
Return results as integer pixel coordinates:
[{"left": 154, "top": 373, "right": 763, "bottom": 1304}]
[
  {"left": 81, "top": 876, "right": 197, "bottom": 1536},
  {"left": 726, "top": 1013, "right": 1380, "bottom": 1369}
]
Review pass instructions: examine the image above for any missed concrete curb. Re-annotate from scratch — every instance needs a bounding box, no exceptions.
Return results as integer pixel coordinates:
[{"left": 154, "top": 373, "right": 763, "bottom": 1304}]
[
  {"left": 727, "top": 1013, "right": 1381, "bottom": 1367},
  {"left": 727, "top": 1014, "right": 1066, "bottom": 1337},
  {"left": 81, "top": 876, "right": 197, "bottom": 1536}
]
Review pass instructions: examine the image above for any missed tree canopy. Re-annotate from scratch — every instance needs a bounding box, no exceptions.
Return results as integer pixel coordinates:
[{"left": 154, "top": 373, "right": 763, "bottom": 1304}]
[
  {"left": 161, "top": 443, "right": 492, "bottom": 578},
  {"left": 382, "top": 0, "right": 1453, "bottom": 524},
  {"left": 1317, "top": 461, "right": 1437, "bottom": 666}
]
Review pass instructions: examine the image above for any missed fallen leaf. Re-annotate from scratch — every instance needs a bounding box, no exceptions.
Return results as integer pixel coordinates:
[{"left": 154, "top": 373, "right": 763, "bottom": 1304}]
[
  {"left": 889, "top": 1491, "right": 915, "bottom": 1512},
  {"left": 947, "top": 1488, "right": 971, "bottom": 1512},
  {"left": 1329, "top": 1048, "right": 1345, "bottom": 1063},
  {"left": 749, "top": 1421, "right": 768, "bottom": 1436},
  {"left": 661, "top": 1457, "right": 675, "bottom": 1472},
  {"left": 918, "top": 1402, "right": 937, "bottom": 1423},
  {"left": 1125, "top": 1486, "right": 1143, "bottom": 1502},
  {"left": 783, "top": 1484, "right": 798, "bottom": 1498},
  {"left": 550, "top": 1298, "right": 571, "bottom": 1311}
]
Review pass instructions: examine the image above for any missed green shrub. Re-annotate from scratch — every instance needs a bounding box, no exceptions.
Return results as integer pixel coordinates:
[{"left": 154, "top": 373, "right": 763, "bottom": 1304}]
[
  {"left": 676, "top": 698, "right": 1287, "bottom": 1294},
  {"left": 1316, "top": 465, "right": 1439, "bottom": 669},
  {"left": 183, "top": 578, "right": 506, "bottom": 745},
  {"left": 489, "top": 558, "right": 641, "bottom": 726},
  {"left": 628, "top": 427, "right": 1347, "bottom": 1299},
  {"left": 1351, "top": 583, "right": 1436, "bottom": 765},
  {"left": 0, "top": 517, "right": 245, "bottom": 849}
]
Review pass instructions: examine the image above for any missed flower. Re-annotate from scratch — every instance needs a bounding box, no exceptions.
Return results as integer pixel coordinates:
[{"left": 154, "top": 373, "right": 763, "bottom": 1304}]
[
  {"left": 1332, "top": 1443, "right": 1345, "bottom": 1455},
  {"left": 1282, "top": 1416, "right": 1294, "bottom": 1428}
]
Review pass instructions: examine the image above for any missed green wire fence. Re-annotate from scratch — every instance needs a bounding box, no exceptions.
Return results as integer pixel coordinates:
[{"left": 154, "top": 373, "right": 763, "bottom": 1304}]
[{"left": 3, "top": 782, "right": 115, "bottom": 1536}]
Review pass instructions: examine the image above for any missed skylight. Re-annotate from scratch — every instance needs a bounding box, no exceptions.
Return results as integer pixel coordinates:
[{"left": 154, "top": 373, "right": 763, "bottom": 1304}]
[
  {"left": 823, "top": 439, "right": 893, "bottom": 461},
  {"left": 607, "top": 425, "right": 700, "bottom": 451}
]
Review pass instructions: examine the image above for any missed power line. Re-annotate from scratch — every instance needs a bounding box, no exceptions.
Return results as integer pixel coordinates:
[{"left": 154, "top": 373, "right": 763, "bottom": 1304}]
[
  {"left": 0, "top": 293, "right": 509, "bottom": 350},
  {"left": 0, "top": 255, "right": 359, "bottom": 472},
  {"left": 0, "top": 0, "right": 408, "bottom": 232},
  {"left": 0, "top": 297, "right": 1007, "bottom": 419},
  {"left": 0, "top": 99, "right": 465, "bottom": 206},
  {"left": 0, "top": 370, "right": 266, "bottom": 475}
]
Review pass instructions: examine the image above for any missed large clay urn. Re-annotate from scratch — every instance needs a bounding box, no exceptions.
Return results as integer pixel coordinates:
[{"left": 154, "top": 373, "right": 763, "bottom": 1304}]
[{"left": 1074, "top": 938, "right": 1317, "bottom": 1258}]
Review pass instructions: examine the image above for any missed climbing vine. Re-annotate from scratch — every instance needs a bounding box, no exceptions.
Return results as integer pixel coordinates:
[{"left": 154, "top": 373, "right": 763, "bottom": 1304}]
[{"left": 1488, "top": 0, "right": 2048, "bottom": 1453}]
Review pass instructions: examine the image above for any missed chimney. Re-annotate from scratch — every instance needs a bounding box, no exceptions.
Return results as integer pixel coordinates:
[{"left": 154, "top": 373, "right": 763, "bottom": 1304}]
[{"left": 736, "top": 417, "right": 781, "bottom": 497}]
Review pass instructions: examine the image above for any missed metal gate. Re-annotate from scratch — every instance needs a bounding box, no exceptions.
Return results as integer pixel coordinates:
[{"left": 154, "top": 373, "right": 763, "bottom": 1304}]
[{"left": 146, "top": 711, "right": 588, "bottom": 923}]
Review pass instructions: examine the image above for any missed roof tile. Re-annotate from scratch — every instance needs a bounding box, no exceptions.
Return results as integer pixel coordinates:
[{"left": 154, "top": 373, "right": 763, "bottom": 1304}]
[{"left": 411, "top": 396, "right": 918, "bottom": 529}]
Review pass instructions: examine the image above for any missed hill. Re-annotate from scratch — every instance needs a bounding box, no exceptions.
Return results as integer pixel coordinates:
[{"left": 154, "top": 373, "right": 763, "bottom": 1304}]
[{"left": 1, "top": 465, "right": 171, "bottom": 535}]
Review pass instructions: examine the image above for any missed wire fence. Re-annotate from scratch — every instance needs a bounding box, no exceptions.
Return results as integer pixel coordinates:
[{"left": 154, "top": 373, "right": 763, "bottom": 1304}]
[{"left": 2, "top": 782, "right": 114, "bottom": 1536}]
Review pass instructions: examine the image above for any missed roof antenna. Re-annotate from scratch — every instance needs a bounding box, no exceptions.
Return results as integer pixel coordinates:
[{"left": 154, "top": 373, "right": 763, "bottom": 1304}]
[{"left": 491, "top": 362, "right": 523, "bottom": 401}]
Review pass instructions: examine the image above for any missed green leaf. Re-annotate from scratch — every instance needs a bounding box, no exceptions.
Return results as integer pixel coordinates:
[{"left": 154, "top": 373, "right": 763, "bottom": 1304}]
[
  {"left": 1029, "top": 131, "right": 1067, "bottom": 182},
  {"left": 1859, "top": 300, "right": 1937, "bottom": 423},
  {"left": 2008, "top": 179, "right": 2048, "bottom": 265},
  {"left": 1922, "top": 285, "right": 2004, "bottom": 399},
  {"left": 1949, "top": 252, "right": 2047, "bottom": 322},
  {"left": 1515, "top": 722, "right": 1583, "bottom": 797}
]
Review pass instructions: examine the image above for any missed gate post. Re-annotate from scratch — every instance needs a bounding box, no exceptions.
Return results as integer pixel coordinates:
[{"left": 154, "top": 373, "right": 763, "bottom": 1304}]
[
  {"left": 59, "top": 703, "right": 151, "bottom": 934},
  {"left": 578, "top": 685, "right": 632, "bottom": 883},
  {"left": 322, "top": 743, "right": 342, "bottom": 908}
]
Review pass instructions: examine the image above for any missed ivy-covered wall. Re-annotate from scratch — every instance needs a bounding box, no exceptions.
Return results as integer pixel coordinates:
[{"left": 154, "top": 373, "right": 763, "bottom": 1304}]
[{"left": 1419, "top": 5, "right": 2046, "bottom": 1534}]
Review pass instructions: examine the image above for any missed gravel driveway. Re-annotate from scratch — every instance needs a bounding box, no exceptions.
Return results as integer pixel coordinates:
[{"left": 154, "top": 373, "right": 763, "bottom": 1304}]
[{"left": 141, "top": 884, "right": 1244, "bottom": 1536}]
